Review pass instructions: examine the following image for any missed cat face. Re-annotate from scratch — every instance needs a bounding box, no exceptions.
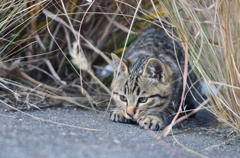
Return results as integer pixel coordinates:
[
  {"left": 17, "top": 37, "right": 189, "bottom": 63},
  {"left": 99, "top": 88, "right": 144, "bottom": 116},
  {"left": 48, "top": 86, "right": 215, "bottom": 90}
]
[{"left": 111, "top": 54, "right": 173, "bottom": 120}]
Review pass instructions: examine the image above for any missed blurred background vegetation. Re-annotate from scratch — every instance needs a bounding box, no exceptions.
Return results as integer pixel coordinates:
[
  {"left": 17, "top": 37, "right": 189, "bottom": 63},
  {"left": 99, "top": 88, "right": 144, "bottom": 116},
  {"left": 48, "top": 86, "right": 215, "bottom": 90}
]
[{"left": 0, "top": 0, "right": 239, "bottom": 131}]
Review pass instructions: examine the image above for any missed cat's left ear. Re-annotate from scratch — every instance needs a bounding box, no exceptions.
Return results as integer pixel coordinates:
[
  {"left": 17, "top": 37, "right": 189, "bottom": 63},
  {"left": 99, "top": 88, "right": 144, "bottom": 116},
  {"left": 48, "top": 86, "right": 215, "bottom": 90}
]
[
  {"left": 111, "top": 53, "right": 129, "bottom": 75},
  {"left": 142, "top": 58, "right": 172, "bottom": 82}
]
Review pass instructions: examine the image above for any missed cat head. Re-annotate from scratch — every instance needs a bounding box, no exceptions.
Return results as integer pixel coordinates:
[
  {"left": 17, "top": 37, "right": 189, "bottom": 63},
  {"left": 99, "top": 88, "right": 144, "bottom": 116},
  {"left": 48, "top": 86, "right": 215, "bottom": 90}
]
[{"left": 111, "top": 53, "right": 173, "bottom": 120}]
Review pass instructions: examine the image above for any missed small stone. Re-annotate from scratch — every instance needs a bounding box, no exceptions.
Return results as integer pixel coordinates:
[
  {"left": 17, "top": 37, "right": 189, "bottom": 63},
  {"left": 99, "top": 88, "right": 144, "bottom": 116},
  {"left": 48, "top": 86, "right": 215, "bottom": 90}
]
[
  {"left": 69, "top": 132, "right": 76, "bottom": 136},
  {"left": 113, "top": 139, "right": 121, "bottom": 144},
  {"left": 60, "top": 132, "right": 67, "bottom": 136},
  {"left": 98, "top": 137, "right": 103, "bottom": 141}
]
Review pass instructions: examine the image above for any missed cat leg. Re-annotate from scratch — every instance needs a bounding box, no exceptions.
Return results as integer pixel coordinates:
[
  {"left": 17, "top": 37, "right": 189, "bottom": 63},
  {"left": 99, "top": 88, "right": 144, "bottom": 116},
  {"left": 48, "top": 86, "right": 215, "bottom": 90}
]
[
  {"left": 110, "top": 109, "right": 132, "bottom": 123},
  {"left": 137, "top": 115, "right": 165, "bottom": 131}
]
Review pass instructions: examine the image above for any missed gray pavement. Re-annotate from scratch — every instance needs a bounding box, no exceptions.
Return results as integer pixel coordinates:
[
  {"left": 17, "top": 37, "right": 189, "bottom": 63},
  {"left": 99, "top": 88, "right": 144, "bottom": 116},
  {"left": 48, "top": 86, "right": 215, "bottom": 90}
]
[{"left": 0, "top": 107, "right": 239, "bottom": 158}]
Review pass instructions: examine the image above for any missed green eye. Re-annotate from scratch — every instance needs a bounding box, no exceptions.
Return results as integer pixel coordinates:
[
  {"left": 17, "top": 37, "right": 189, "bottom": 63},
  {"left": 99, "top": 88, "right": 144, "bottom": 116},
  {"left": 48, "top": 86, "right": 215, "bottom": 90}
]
[
  {"left": 120, "top": 95, "right": 127, "bottom": 102},
  {"left": 138, "top": 97, "right": 148, "bottom": 103}
]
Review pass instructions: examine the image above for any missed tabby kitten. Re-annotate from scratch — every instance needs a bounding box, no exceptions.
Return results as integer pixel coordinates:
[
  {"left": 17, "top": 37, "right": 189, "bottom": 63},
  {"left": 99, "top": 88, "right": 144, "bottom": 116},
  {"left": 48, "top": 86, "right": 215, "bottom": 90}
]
[{"left": 110, "top": 23, "right": 187, "bottom": 131}]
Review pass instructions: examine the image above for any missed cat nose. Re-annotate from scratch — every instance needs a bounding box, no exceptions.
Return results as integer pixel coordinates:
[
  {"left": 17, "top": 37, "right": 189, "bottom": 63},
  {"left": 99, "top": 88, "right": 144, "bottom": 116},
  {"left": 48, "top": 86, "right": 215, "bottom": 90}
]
[{"left": 126, "top": 106, "right": 136, "bottom": 117}]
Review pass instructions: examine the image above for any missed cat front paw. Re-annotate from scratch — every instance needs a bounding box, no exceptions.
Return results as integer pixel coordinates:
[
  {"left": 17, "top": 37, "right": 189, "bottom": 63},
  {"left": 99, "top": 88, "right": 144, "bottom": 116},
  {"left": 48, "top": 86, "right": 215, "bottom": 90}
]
[
  {"left": 110, "top": 110, "right": 132, "bottom": 123},
  {"left": 137, "top": 115, "right": 164, "bottom": 131}
]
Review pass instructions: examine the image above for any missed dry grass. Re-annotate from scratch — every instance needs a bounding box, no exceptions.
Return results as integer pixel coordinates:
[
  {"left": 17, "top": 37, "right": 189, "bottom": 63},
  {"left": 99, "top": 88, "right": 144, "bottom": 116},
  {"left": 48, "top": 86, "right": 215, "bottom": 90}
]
[
  {"left": 159, "top": 0, "right": 240, "bottom": 131},
  {"left": 0, "top": 0, "right": 239, "bottom": 133}
]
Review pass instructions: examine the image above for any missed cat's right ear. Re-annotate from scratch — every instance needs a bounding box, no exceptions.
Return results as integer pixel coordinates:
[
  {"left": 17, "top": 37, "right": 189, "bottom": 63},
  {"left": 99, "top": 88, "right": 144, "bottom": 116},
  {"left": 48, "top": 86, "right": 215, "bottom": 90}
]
[
  {"left": 111, "top": 53, "right": 129, "bottom": 75},
  {"left": 142, "top": 58, "right": 172, "bottom": 83}
]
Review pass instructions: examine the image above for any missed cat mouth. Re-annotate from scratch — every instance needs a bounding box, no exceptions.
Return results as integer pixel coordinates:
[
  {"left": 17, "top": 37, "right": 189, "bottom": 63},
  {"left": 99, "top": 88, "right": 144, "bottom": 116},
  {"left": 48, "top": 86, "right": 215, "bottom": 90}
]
[
  {"left": 124, "top": 110, "right": 140, "bottom": 121},
  {"left": 124, "top": 112, "right": 134, "bottom": 120}
]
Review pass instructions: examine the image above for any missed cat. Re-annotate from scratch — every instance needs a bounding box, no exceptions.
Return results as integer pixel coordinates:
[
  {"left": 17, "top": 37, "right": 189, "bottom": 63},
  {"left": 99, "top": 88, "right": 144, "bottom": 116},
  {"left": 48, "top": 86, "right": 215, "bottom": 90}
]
[{"left": 110, "top": 23, "right": 202, "bottom": 131}]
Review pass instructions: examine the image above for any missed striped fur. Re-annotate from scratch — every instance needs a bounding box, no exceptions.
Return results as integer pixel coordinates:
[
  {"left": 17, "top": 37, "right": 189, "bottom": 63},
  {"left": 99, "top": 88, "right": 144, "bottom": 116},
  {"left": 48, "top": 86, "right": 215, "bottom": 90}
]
[{"left": 110, "top": 24, "right": 186, "bottom": 130}]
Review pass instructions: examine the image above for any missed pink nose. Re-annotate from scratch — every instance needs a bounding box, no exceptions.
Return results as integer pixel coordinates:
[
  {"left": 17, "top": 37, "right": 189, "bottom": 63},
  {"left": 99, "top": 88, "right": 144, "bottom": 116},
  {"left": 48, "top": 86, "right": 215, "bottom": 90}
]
[{"left": 126, "top": 107, "right": 136, "bottom": 117}]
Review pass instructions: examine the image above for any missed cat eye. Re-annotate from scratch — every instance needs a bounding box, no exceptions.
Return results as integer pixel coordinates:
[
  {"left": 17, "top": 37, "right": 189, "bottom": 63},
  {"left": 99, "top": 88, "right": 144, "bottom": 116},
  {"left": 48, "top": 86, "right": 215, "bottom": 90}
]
[
  {"left": 120, "top": 95, "right": 127, "bottom": 102},
  {"left": 138, "top": 97, "right": 148, "bottom": 103}
]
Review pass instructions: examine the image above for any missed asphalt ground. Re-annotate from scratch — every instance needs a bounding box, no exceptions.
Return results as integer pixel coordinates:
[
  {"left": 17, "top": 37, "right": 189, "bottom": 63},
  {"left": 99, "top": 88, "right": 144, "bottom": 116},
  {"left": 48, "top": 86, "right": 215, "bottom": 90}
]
[{"left": 0, "top": 107, "right": 239, "bottom": 158}]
